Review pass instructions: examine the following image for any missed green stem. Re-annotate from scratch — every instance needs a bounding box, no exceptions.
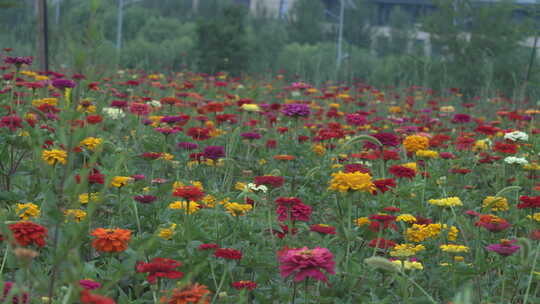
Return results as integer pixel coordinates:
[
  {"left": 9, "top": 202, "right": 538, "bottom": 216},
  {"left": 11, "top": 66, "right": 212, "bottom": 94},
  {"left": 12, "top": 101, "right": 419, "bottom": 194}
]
[
  {"left": 132, "top": 200, "right": 142, "bottom": 235},
  {"left": 523, "top": 242, "right": 540, "bottom": 304},
  {"left": 402, "top": 272, "right": 437, "bottom": 304}
]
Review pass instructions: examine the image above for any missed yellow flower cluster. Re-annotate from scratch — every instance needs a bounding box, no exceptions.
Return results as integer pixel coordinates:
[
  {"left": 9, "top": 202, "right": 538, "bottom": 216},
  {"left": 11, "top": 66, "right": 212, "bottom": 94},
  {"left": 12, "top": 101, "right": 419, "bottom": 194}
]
[
  {"left": 16, "top": 203, "right": 40, "bottom": 220},
  {"left": 428, "top": 197, "right": 463, "bottom": 208},
  {"left": 392, "top": 260, "right": 424, "bottom": 270},
  {"left": 79, "top": 192, "right": 100, "bottom": 204},
  {"left": 64, "top": 209, "right": 87, "bottom": 222},
  {"left": 355, "top": 217, "right": 370, "bottom": 227},
  {"left": 390, "top": 244, "right": 426, "bottom": 257},
  {"left": 440, "top": 244, "right": 469, "bottom": 253},
  {"left": 403, "top": 135, "right": 429, "bottom": 153},
  {"left": 79, "top": 137, "right": 103, "bottom": 151},
  {"left": 32, "top": 98, "right": 57, "bottom": 107},
  {"left": 527, "top": 213, "right": 540, "bottom": 222},
  {"left": 405, "top": 223, "right": 443, "bottom": 242},
  {"left": 482, "top": 196, "right": 509, "bottom": 212},
  {"left": 311, "top": 144, "right": 326, "bottom": 156},
  {"left": 402, "top": 162, "right": 417, "bottom": 171},
  {"left": 389, "top": 106, "right": 402, "bottom": 114},
  {"left": 328, "top": 171, "right": 376, "bottom": 193},
  {"left": 169, "top": 201, "right": 200, "bottom": 214},
  {"left": 42, "top": 149, "right": 68, "bottom": 166},
  {"left": 523, "top": 162, "right": 540, "bottom": 171},
  {"left": 110, "top": 176, "right": 133, "bottom": 188},
  {"left": 415, "top": 150, "right": 439, "bottom": 159},
  {"left": 224, "top": 202, "right": 253, "bottom": 216},
  {"left": 158, "top": 224, "right": 177, "bottom": 240},
  {"left": 396, "top": 214, "right": 417, "bottom": 223},
  {"left": 473, "top": 140, "right": 489, "bottom": 152},
  {"left": 448, "top": 226, "right": 459, "bottom": 241}
]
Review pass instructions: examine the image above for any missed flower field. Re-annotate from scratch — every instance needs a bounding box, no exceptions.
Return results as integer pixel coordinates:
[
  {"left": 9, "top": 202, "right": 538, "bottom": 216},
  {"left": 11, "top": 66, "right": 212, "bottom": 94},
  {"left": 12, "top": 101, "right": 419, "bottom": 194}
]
[{"left": 0, "top": 54, "right": 540, "bottom": 304}]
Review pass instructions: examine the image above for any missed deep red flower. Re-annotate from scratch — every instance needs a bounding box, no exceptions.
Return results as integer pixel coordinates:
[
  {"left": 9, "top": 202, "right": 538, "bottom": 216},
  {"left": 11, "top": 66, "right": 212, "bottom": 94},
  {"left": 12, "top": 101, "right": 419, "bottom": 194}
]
[
  {"left": 493, "top": 141, "right": 518, "bottom": 154},
  {"left": 214, "top": 248, "right": 242, "bottom": 260},
  {"left": 8, "top": 221, "right": 48, "bottom": 248},
  {"left": 478, "top": 152, "right": 502, "bottom": 164},
  {"left": 0, "top": 115, "right": 23, "bottom": 131},
  {"left": 275, "top": 197, "right": 312, "bottom": 222},
  {"left": 517, "top": 196, "right": 540, "bottom": 209},
  {"left": 173, "top": 186, "right": 205, "bottom": 202},
  {"left": 429, "top": 134, "right": 452, "bottom": 148},
  {"left": 309, "top": 224, "right": 336, "bottom": 235},
  {"left": 133, "top": 195, "right": 157, "bottom": 204},
  {"left": 344, "top": 164, "right": 371, "bottom": 174},
  {"left": 372, "top": 178, "right": 397, "bottom": 194},
  {"left": 136, "top": 257, "right": 184, "bottom": 284},
  {"left": 86, "top": 115, "right": 103, "bottom": 124},
  {"left": 388, "top": 165, "right": 416, "bottom": 180},
  {"left": 231, "top": 280, "right": 257, "bottom": 291},
  {"left": 272, "top": 224, "right": 298, "bottom": 239},
  {"left": 80, "top": 289, "right": 115, "bottom": 304},
  {"left": 279, "top": 246, "right": 335, "bottom": 283},
  {"left": 2, "top": 281, "right": 28, "bottom": 304},
  {"left": 254, "top": 176, "right": 285, "bottom": 188},
  {"left": 198, "top": 243, "right": 220, "bottom": 251},
  {"left": 454, "top": 136, "right": 475, "bottom": 151},
  {"left": 186, "top": 127, "right": 211, "bottom": 141}
]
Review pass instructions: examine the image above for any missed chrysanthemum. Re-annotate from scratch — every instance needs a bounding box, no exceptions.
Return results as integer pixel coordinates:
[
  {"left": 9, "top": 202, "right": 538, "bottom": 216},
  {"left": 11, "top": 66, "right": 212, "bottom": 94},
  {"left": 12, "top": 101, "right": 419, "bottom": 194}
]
[{"left": 328, "top": 171, "right": 376, "bottom": 193}]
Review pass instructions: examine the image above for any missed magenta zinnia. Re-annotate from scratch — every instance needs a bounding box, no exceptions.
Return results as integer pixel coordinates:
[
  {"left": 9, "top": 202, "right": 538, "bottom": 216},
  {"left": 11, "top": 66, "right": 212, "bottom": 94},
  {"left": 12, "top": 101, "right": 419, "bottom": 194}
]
[{"left": 279, "top": 246, "right": 335, "bottom": 283}]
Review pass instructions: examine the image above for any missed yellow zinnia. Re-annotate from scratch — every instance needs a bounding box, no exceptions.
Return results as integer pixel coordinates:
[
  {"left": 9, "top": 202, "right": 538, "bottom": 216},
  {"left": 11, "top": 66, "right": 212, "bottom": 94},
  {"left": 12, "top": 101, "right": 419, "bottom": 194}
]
[
  {"left": 403, "top": 135, "right": 429, "bottom": 153},
  {"left": 328, "top": 171, "right": 376, "bottom": 193},
  {"left": 42, "top": 149, "right": 68, "bottom": 166}
]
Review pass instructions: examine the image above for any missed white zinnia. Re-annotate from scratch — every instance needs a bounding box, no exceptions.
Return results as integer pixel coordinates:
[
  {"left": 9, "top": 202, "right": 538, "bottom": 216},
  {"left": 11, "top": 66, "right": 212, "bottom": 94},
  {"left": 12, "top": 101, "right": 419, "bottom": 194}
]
[
  {"left": 246, "top": 183, "right": 268, "bottom": 193},
  {"left": 148, "top": 100, "right": 161, "bottom": 108},
  {"left": 103, "top": 107, "right": 125, "bottom": 120},
  {"left": 504, "top": 131, "right": 528, "bottom": 142},
  {"left": 504, "top": 156, "right": 528, "bottom": 165}
]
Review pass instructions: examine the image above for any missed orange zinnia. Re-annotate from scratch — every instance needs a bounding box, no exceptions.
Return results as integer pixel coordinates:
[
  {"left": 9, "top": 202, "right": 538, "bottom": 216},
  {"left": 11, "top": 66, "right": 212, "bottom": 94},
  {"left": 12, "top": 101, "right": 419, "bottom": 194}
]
[
  {"left": 161, "top": 283, "right": 211, "bottom": 304},
  {"left": 273, "top": 154, "right": 295, "bottom": 161},
  {"left": 91, "top": 228, "right": 132, "bottom": 253}
]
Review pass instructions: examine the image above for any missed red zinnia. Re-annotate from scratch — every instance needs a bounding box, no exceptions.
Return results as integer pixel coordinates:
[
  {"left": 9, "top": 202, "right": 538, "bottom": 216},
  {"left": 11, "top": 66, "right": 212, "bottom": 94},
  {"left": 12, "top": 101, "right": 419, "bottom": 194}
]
[
  {"left": 80, "top": 289, "right": 115, "bottom": 304},
  {"left": 275, "top": 197, "right": 312, "bottom": 222},
  {"left": 309, "top": 224, "right": 336, "bottom": 235},
  {"left": 368, "top": 238, "right": 396, "bottom": 249},
  {"left": 8, "top": 221, "right": 48, "bottom": 247},
  {"left": 517, "top": 195, "right": 540, "bottom": 209},
  {"left": 254, "top": 175, "right": 285, "bottom": 188},
  {"left": 279, "top": 246, "right": 336, "bottom": 283},
  {"left": 214, "top": 248, "right": 242, "bottom": 260},
  {"left": 136, "top": 257, "right": 184, "bottom": 284},
  {"left": 372, "top": 178, "right": 397, "bottom": 194},
  {"left": 173, "top": 186, "right": 205, "bottom": 202},
  {"left": 493, "top": 141, "right": 518, "bottom": 154},
  {"left": 388, "top": 165, "right": 416, "bottom": 179},
  {"left": 198, "top": 243, "right": 220, "bottom": 251},
  {"left": 475, "top": 215, "right": 511, "bottom": 232}
]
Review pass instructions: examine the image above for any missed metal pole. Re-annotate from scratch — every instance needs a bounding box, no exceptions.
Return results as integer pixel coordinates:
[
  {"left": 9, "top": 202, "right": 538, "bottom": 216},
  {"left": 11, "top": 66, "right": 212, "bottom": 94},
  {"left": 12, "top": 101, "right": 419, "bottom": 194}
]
[
  {"left": 525, "top": 33, "right": 539, "bottom": 84},
  {"left": 336, "top": 0, "right": 345, "bottom": 70},
  {"left": 116, "top": 0, "right": 124, "bottom": 51},
  {"left": 37, "top": 0, "right": 49, "bottom": 71}
]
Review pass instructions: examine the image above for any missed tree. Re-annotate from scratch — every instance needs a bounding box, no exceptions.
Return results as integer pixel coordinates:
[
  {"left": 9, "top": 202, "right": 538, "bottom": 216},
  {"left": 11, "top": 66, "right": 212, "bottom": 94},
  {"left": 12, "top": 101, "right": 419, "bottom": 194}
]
[
  {"left": 196, "top": 4, "right": 250, "bottom": 75},
  {"left": 422, "top": 0, "right": 534, "bottom": 95},
  {"left": 287, "top": 0, "right": 326, "bottom": 45}
]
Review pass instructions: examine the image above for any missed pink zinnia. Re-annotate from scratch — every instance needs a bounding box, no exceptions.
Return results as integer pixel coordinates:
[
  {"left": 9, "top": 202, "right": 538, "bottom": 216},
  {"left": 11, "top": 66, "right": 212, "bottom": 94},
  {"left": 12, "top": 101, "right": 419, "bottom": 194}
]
[
  {"left": 279, "top": 247, "right": 335, "bottom": 283},
  {"left": 485, "top": 240, "right": 520, "bottom": 257}
]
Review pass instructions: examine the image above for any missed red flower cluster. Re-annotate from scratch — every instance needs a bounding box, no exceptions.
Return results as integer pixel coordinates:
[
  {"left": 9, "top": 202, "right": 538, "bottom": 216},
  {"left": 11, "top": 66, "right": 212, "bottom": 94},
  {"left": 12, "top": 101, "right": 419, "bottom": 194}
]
[
  {"left": 8, "top": 221, "right": 48, "bottom": 248},
  {"left": 309, "top": 224, "right": 336, "bottom": 235},
  {"left": 275, "top": 197, "right": 312, "bottom": 223},
  {"left": 475, "top": 214, "right": 511, "bottom": 232},
  {"left": 231, "top": 280, "right": 257, "bottom": 291},
  {"left": 388, "top": 165, "right": 416, "bottom": 180},
  {"left": 80, "top": 289, "right": 115, "bottom": 304},
  {"left": 517, "top": 195, "right": 540, "bottom": 209},
  {"left": 173, "top": 186, "right": 205, "bottom": 202},
  {"left": 214, "top": 248, "right": 242, "bottom": 260},
  {"left": 254, "top": 175, "right": 284, "bottom": 188},
  {"left": 136, "top": 257, "right": 184, "bottom": 284}
]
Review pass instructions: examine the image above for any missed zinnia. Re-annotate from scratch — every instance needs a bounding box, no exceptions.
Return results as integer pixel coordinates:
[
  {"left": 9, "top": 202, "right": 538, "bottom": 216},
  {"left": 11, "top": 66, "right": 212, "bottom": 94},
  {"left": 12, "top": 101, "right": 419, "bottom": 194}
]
[
  {"left": 485, "top": 239, "right": 520, "bottom": 257},
  {"left": 91, "top": 228, "right": 131, "bottom": 253},
  {"left": 42, "top": 149, "right": 68, "bottom": 166},
  {"left": 8, "top": 221, "right": 48, "bottom": 248},
  {"left": 136, "top": 257, "right": 184, "bottom": 284},
  {"left": 279, "top": 246, "right": 336, "bottom": 283},
  {"left": 328, "top": 171, "right": 376, "bottom": 193},
  {"left": 160, "top": 283, "right": 211, "bottom": 304},
  {"left": 214, "top": 248, "right": 242, "bottom": 260},
  {"left": 173, "top": 186, "right": 205, "bottom": 202}
]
